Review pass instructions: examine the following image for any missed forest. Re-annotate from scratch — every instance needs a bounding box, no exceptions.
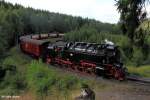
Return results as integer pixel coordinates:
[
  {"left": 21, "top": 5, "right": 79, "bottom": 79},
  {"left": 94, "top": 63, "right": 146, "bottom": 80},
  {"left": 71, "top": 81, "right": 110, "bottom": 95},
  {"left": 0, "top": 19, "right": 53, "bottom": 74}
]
[
  {"left": 0, "top": 1, "right": 121, "bottom": 62},
  {"left": 0, "top": 0, "right": 150, "bottom": 99},
  {"left": 0, "top": 1, "right": 150, "bottom": 66}
]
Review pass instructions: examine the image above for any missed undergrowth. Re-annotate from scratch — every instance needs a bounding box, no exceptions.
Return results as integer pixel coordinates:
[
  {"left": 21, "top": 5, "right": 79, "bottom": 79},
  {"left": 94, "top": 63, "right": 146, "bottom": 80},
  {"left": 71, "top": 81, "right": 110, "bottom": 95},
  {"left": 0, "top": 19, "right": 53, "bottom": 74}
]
[
  {"left": 26, "top": 60, "right": 83, "bottom": 99},
  {"left": 127, "top": 65, "right": 150, "bottom": 77}
]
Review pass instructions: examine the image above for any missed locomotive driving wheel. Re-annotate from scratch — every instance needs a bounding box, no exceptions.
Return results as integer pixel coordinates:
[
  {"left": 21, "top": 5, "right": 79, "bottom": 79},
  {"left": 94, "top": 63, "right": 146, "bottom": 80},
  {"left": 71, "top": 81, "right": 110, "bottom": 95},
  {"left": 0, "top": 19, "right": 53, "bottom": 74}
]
[
  {"left": 114, "top": 68, "right": 124, "bottom": 81},
  {"left": 114, "top": 68, "right": 119, "bottom": 79},
  {"left": 106, "top": 65, "right": 121, "bottom": 80},
  {"left": 46, "top": 56, "right": 52, "bottom": 64}
]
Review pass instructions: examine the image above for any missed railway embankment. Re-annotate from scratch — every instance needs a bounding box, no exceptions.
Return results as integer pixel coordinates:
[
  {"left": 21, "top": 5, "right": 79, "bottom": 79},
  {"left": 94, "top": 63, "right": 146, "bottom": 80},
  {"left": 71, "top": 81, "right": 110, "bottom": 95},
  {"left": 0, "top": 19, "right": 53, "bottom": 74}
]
[{"left": 0, "top": 46, "right": 150, "bottom": 100}]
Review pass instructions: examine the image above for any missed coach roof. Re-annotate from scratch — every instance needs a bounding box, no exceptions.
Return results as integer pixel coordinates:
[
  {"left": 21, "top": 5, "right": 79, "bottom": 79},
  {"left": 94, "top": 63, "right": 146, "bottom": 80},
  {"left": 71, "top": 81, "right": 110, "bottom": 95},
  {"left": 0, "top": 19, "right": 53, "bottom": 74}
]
[{"left": 20, "top": 35, "right": 49, "bottom": 45}]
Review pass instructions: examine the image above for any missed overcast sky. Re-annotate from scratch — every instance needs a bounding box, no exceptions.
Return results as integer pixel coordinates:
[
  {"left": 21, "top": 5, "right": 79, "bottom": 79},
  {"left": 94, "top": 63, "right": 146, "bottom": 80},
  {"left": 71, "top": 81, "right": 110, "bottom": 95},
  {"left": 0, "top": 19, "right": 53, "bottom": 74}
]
[{"left": 5, "top": 0, "right": 150, "bottom": 23}]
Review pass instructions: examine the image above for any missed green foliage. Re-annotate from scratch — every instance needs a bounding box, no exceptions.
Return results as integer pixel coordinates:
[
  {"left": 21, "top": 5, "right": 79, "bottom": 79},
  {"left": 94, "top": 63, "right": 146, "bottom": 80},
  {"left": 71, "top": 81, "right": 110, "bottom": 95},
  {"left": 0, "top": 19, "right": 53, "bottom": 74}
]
[
  {"left": 0, "top": 47, "right": 30, "bottom": 95},
  {"left": 27, "top": 60, "right": 80, "bottom": 96},
  {"left": 64, "top": 25, "right": 98, "bottom": 42},
  {"left": 127, "top": 65, "right": 150, "bottom": 77},
  {"left": 0, "top": 65, "right": 26, "bottom": 95},
  {"left": 3, "top": 46, "right": 31, "bottom": 70},
  {"left": 146, "top": 35, "right": 150, "bottom": 45},
  {"left": 27, "top": 60, "right": 56, "bottom": 93},
  {"left": 56, "top": 75, "right": 78, "bottom": 91},
  {"left": 0, "top": 1, "right": 121, "bottom": 62},
  {"left": 146, "top": 54, "right": 150, "bottom": 64},
  {"left": 2, "top": 68, "right": 25, "bottom": 89},
  {"left": 132, "top": 47, "right": 144, "bottom": 66},
  {"left": 65, "top": 25, "right": 129, "bottom": 45},
  {"left": 116, "top": 0, "right": 148, "bottom": 44}
]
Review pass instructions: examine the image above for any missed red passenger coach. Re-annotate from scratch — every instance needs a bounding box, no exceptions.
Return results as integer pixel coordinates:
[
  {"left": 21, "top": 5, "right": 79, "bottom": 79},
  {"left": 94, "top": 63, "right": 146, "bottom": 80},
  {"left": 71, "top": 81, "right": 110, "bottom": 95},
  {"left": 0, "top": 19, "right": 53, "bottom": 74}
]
[{"left": 20, "top": 36, "right": 49, "bottom": 58}]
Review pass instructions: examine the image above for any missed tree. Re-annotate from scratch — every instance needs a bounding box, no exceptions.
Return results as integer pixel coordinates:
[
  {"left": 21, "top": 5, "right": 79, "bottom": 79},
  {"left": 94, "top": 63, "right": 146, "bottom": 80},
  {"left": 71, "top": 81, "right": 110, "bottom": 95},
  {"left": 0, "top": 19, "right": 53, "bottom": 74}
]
[
  {"left": 115, "top": 0, "right": 149, "bottom": 45},
  {"left": 0, "top": 0, "right": 123, "bottom": 62}
]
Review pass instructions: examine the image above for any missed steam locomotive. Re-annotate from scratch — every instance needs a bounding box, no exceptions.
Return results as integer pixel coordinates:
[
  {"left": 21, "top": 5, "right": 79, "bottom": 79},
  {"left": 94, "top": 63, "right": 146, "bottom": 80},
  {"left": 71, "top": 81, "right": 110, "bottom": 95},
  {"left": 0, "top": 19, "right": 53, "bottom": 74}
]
[{"left": 20, "top": 33, "right": 126, "bottom": 80}]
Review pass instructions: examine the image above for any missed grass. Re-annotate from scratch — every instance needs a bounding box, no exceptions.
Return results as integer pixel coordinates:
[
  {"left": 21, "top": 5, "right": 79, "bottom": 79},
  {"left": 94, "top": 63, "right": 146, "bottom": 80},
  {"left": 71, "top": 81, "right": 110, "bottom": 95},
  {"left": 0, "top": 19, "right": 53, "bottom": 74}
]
[
  {"left": 26, "top": 60, "right": 83, "bottom": 99},
  {"left": 127, "top": 65, "right": 150, "bottom": 77}
]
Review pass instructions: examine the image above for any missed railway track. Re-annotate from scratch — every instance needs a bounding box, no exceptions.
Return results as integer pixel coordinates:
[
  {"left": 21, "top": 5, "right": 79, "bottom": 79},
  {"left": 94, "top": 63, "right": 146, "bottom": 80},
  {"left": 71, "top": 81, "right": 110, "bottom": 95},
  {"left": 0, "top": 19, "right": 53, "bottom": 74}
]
[
  {"left": 48, "top": 63, "right": 150, "bottom": 85},
  {"left": 126, "top": 75, "right": 150, "bottom": 85}
]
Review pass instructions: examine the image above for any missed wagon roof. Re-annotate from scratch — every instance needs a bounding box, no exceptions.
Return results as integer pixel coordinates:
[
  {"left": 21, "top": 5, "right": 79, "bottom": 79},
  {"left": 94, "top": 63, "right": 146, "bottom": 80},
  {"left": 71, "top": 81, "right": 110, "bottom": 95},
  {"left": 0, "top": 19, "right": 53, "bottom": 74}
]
[{"left": 20, "top": 35, "right": 49, "bottom": 45}]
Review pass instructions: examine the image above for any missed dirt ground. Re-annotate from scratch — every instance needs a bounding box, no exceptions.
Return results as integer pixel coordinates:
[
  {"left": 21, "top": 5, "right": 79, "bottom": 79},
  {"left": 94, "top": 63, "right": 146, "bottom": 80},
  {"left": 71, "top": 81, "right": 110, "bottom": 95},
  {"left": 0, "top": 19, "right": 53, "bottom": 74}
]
[
  {"left": 72, "top": 76, "right": 150, "bottom": 100},
  {"left": 57, "top": 67, "right": 150, "bottom": 100},
  {"left": 95, "top": 80, "right": 150, "bottom": 100},
  {"left": 70, "top": 68, "right": 150, "bottom": 100}
]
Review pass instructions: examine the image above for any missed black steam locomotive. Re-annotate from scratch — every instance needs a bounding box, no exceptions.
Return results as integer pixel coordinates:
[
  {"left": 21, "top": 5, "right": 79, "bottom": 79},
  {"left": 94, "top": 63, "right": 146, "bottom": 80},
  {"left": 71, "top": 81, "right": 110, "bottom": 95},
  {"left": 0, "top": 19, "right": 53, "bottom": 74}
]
[
  {"left": 20, "top": 33, "right": 126, "bottom": 80},
  {"left": 45, "top": 41, "right": 126, "bottom": 80}
]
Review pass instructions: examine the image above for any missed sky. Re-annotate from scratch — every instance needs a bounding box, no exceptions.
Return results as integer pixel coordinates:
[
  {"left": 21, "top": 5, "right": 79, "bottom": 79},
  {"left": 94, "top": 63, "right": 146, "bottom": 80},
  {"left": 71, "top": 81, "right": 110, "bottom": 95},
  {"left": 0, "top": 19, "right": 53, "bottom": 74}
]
[{"left": 5, "top": 0, "right": 150, "bottom": 23}]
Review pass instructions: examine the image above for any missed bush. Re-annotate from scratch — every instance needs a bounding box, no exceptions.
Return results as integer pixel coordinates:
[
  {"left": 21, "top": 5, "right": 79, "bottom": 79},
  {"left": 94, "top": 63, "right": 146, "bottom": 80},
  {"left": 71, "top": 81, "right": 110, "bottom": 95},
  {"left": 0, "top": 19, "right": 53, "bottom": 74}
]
[
  {"left": 27, "top": 60, "right": 54, "bottom": 93},
  {"left": 0, "top": 47, "right": 31, "bottom": 95},
  {"left": 132, "top": 47, "right": 144, "bottom": 66},
  {"left": 27, "top": 60, "right": 80, "bottom": 97},
  {"left": 0, "top": 64, "right": 26, "bottom": 95},
  {"left": 3, "top": 70, "right": 26, "bottom": 89},
  {"left": 56, "top": 75, "right": 78, "bottom": 91},
  {"left": 144, "top": 53, "right": 150, "bottom": 65},
  {"left": 127, "top": 65, "right": 150, "bottom": 77}
]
